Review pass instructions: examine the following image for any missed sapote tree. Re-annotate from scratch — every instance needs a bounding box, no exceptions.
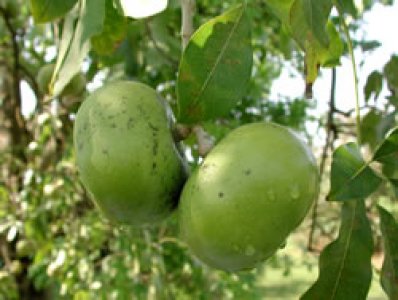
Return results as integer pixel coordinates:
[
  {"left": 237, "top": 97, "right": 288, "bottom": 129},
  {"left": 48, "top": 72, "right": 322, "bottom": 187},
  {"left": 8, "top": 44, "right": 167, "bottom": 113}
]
[{"left": 1, "top": 0, "right": 397, "bottom": 299}]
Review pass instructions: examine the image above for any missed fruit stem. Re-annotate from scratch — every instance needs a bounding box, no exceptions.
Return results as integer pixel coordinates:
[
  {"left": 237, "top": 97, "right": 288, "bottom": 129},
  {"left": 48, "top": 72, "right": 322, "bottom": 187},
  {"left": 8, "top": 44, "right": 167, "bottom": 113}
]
[
  {"left": 193, "top": 125, "right": 214, "bottom": 157},
  {"left": 181, "top": 0, "right": 196, "bottom": 49},
  {"left": 334, "top": 2, "right": 362, "bottom": 144}
]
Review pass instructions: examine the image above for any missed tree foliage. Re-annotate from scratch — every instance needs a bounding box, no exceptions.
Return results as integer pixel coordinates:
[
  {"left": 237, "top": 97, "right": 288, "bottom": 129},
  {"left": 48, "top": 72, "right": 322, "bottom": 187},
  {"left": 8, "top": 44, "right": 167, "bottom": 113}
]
[{"left": 0, "top": 0, "right": 397, "bottom": 299}]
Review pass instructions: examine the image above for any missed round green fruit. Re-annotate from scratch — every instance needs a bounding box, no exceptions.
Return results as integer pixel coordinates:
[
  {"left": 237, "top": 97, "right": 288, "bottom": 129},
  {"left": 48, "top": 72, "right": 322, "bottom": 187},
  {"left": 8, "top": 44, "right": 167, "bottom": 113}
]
[
  {"left": 179, "top": 122, "right": 319, "bottom": 271},
  {"left": 37, "top": 63, "right": 86, "bottom": 97},
  {"left": 16, "top": 240, "right": 33, "bottom": 258},
  {"left": 74, "top": 81, "right": 188, "bottom": 225}
]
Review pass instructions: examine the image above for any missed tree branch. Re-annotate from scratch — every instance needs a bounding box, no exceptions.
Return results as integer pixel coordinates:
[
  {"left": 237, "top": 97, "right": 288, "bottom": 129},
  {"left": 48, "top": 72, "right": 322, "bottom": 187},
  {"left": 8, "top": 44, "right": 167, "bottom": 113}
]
[
  {"left": 308, "top": 68, "right": 338, "bottom": 251},
  {"left": 181, "top": 0, "right": 195, "bottom": 49}
]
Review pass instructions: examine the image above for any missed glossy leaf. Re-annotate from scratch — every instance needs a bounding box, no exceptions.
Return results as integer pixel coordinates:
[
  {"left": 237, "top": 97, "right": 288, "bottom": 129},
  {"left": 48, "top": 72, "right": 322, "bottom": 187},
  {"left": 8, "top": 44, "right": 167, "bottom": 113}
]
[
  {"left": 301, "top": 200, "right": 373, "bottom": 300},
  {"left": 378, "top": 205, "right": 398, "bottom": 299},
  {"left": 29, "top": 0, "right": 77, "bottom": 23},
  {"left": 364, "top": 71, "right": 383, "bottom": 102},
  {"left": 327, "top": 143, "right": 382, "bottom": 201},
  {"left": 373, "top": 127, "right": 398, "bottom": 162},
  {"left": 51, "top": 0, "right": 105, "bottom": 96},
  {"left": 177, "top": 4, "right": 253, "bottom": 123}
]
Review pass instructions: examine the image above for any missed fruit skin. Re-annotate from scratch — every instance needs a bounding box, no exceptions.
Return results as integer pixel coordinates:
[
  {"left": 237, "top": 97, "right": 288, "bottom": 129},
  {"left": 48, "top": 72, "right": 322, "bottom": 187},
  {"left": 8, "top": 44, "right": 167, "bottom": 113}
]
[
  {"left": 179, "top": 122, "right": 319, "bottom": 271},
  {"left": 37, "top": 64, "right": 86, "bottom": 97},
  {"left": 74, "top": 81, "right": 188, "bottom": 225}
]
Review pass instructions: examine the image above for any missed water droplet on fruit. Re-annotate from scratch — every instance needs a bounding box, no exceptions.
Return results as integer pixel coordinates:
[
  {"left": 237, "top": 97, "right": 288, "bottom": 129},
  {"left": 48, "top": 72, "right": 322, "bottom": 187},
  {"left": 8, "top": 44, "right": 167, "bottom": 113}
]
[
  {"left": 290, "top": 185, "right": 300, "bottom": 200},
  {"left": 267, "top": 190, "right": 276, "bottom": 201},
  {"left": 245, "top": 245, "right": 255, "bottom": 256}
]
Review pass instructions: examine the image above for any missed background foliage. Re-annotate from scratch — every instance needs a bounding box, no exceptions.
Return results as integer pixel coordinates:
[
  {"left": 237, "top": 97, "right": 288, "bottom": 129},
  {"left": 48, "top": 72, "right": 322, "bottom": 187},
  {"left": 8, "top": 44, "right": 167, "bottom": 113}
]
[{"left": 0, "top": 0, "right": 397, "bottom": 299}]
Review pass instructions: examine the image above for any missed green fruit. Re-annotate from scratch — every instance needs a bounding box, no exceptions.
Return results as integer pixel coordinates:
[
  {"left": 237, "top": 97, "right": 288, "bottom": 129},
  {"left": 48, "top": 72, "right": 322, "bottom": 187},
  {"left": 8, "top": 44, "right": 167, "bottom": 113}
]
[
  {"left": 74, "top": 81, "right": 188, "bottom": 225},
  {"left": 16, "top": 240, "right": 33, "bottom": 258},
  {"left": 179, "top": 122, "right": 319, "bottom": 271},
  {"left": 36, "top": 64, "right": 86, "bottom": 97},
  {"left": 9, "top": 260, "right": 23, "bottom": 275}
]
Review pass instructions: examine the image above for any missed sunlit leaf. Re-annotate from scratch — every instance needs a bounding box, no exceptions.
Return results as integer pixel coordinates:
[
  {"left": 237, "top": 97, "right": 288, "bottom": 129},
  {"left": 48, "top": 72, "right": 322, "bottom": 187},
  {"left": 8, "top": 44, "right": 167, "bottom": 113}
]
[
  {"left": 177, "top": 4, "right": 252, "bottom": 123},
  {"left": 29, "top": 0, "right": 77, "bottom": 23},
  {"left": 119, "top": 0, "right": 168, "bottom": 19},
  {"left": 301, "top": 200, "right": 373, "bottom": 300},
  {"left": 373, "top": 127, "right": 398, "bottom": 162},
  {"left": 378, "top": 205, "right": 398, "bottom": 300},
  {"left": 51, "top": 0, "right": 105, "bottom": 96},
  {"left": 327, "top": 143, "right": 382, "bottom": 201}
]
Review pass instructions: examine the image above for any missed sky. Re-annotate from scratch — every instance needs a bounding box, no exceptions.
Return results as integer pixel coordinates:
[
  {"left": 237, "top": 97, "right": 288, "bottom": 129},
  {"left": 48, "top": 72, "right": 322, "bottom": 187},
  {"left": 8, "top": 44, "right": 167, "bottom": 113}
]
[{"left": 21, "top": 2, "right": 398, "bottom": 118}]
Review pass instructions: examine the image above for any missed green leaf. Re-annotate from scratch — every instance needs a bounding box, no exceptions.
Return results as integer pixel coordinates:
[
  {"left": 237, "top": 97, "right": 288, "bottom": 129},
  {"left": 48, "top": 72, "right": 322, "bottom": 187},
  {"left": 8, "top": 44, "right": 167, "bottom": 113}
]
[
  {"left": 360, "top": 109, "right": 383, "bottom": 149},
  {"left": 364, "top": 71, "right": 383, "bottom": 102},
  {"left": 29, "top": 0, "right": 78, "bottom": 23},
  {"left": 51, "top": 0, "right": 105, "bottom": 97},
  {"left": 289, "top": 0, "right": 332, "bottom": 49},
  {"left": 301, "top": 200, "right": 373, "bottom": 300},
  {"left": 378, "top": 205, "right": 398, "bottom": 300},
  {"left": 177, "top": 4, "right": 253, "bottom": 123},
  {"left": 288, "top": 0, "right": 335, "bottom": 87},
  {"left": 91, "top": 0, "right": 127, "bottom": 56},
  {"left": 384, "top": 55, "right": 398, "bottom": 94},
  {"left": 336, "top": 0, "right": 358, "bottom": 17},
  {"left": 327, "top": 143, "right": 382, "bottom": 201},
  {"left": 373, "top": 127, "right": 398, "bottom": 163},
  {"left": 264, "top": 0, "right": 295, "bottom": 24},
  {"left": 319, "top": 21, "right": 344, "bottom": 67}
]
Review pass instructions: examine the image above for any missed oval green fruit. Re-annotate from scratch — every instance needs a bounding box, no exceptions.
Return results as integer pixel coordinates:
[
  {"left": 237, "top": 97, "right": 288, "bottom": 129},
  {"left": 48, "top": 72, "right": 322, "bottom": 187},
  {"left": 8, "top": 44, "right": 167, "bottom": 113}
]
[
  {"left": 37, "top": 63, "right": 86, "bottom": 97},
  {"left": 74, "top": 81, "right": 188, "bottom": 225},
  {"left": 179, "top": 122, "right": 319, "bottom": 271}
]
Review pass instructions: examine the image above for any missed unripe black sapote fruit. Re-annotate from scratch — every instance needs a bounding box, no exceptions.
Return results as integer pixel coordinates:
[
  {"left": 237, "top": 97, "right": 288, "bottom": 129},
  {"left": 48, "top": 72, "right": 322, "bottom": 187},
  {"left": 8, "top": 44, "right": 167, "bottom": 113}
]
[
  {"left": 179, "top": 122, "right": 319, "bottom": 271},
  {"left": 37, "top": 63, "right": 86, "bottom": 97},
  {"left": 74, "top": 81, "right": 188, "bottom": 225}
]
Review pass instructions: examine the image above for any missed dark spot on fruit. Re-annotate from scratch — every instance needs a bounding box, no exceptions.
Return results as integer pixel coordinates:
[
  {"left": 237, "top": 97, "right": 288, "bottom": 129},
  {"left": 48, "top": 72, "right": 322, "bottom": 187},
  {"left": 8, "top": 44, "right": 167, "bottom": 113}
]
[
  {"left": 152, "top": 140, "right": 159, "bottom": 156},
  {"left": 122, "top": 109, "right": 127, "bottom": 114},
  {"left": 102, "top": 149, "right": 109, "bottom": 155},
  {"left": 152, "top": 162, "right": 157, "bottom": 170},
  {"left": 78, "top": 142, "right": 84, "bottom": 150},
  {"left": 127, "top": 117, "right": 134, "bottom": 129},
  {"left": 148, "top": 122, "right": 159, "bottom": 132},
  {"left": 218, "top": 192, "right": 224, "bottom": 198},
  {"left": 244, "top": 169, "right": 251, "bottom": 176},
  {"left": 111, "top": 123, "right": 116, "bottom": 129}
]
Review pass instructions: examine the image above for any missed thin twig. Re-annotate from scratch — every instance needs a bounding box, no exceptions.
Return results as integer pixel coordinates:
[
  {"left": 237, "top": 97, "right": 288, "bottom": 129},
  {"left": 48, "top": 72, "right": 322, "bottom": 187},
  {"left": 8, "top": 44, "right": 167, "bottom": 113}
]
[
  {"left": 308, "top": 68, "right": 337, "bottom": 251},
  {"left": 192, "top": 125, "right": 214, "bottom": 157},
  {"left": 181, "top": 0, "right": 195, "bottom": 49}
]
